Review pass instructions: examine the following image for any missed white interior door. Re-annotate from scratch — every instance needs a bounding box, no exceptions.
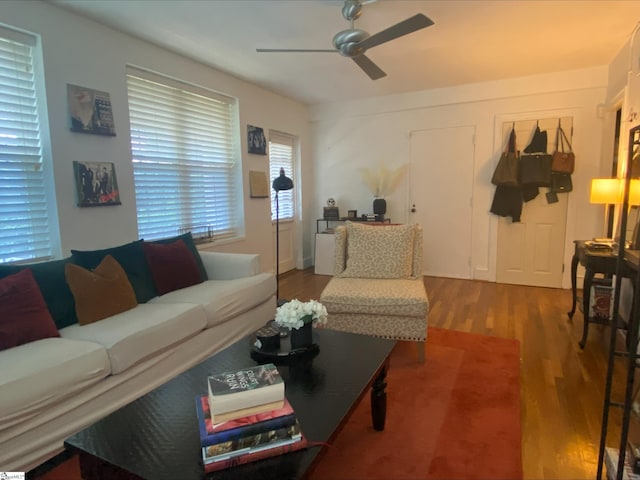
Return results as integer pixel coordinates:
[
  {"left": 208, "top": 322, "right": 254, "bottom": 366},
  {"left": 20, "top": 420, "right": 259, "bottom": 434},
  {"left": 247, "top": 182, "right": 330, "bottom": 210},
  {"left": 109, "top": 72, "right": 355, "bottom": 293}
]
[
  {"left": 409, "top": 126, "right": 475, "bottom": 278},
  {"left": 495, "top": 117, "right": 571, "bottom": 287},
  {"left": 273, "top": 220, "right": 295, "bottom": 274}
]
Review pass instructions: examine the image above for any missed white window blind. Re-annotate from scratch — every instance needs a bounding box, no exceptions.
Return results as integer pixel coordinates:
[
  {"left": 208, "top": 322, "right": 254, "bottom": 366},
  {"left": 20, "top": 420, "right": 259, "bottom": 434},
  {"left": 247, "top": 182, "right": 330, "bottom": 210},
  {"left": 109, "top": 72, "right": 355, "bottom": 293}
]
[
  {"left": 0, "top": 29, "right": 52, "bottom": 264},
  {"left": 126, "top": 68, "right": 240, "bottom": 241},
  {"left": 269, "top": 133, "right": 295, "bottom": 221}
]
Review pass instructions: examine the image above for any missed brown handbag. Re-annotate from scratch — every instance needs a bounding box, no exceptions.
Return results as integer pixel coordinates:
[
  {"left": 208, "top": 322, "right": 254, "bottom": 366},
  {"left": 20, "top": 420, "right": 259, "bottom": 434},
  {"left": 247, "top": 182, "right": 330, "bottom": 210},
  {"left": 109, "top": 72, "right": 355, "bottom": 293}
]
[
  {"left": 491, "top": 127, "right": 519, "bottom": 186},
  {"left": 551, "top": 122, "right": 575, "bottom": 174}
]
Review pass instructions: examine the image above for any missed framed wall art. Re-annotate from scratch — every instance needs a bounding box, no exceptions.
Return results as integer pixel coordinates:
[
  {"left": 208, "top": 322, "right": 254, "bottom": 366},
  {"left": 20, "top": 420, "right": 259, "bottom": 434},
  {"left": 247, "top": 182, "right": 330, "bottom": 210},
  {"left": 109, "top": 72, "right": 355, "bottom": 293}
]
[
  {"left": 249, "top": 170, "right": 269, "bottom": 198},
  {"left": 67, "top": 84, "right": 116, "bottom": 136},
  {"left": 247, "top": 125, "right": 267, "bottom": 155},
  {"left": 73, "top": 161, "right": 121, "bottom": 207}
]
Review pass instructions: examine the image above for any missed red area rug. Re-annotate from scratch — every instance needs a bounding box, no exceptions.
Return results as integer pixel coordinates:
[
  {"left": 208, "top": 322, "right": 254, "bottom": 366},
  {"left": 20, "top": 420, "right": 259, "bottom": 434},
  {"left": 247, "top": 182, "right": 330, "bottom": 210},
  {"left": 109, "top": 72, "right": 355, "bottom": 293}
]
[
  {"left": 309, "top": 327, "right": 522, "bottom": 480},
  {"left": 36, "top": 327, "right": 521, "bottom": 480}
]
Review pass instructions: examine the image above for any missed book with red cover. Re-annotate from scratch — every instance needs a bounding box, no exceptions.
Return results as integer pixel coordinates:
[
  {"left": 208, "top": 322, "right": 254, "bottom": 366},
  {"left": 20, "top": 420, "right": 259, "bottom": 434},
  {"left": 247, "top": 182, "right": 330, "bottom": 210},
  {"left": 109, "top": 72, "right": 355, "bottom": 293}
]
[
  {"left": 195, "top": 395, "right": 296, "bottom": 447},
  {"left": 202, "top": 435, "right": 309, "bottom": 473}
]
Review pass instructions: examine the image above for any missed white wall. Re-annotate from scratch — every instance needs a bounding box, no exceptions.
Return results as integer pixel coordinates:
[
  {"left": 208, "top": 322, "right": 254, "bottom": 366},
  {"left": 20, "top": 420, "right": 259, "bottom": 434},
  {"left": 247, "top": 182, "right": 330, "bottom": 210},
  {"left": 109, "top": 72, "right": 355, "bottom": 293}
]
[
  {"left": 309, "top": 68, "right": 609, "bottom": 288},
  {"left": 1, "top": 0, "right": 311, "bottom": 273}
]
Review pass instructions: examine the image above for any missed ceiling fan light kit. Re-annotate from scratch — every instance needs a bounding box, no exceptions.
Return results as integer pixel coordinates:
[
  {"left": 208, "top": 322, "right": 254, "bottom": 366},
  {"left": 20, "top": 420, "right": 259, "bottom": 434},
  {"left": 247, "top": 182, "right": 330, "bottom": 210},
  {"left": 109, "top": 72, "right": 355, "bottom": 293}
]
[{"left": 256, "top": 0, "right": 433, "bottom": 80}]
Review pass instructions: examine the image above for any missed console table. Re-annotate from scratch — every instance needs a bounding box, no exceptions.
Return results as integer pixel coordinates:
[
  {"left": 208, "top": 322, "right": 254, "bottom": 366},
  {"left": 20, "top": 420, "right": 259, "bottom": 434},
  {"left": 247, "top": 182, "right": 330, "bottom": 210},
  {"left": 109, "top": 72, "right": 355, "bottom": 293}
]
[
  {"left": 316, "top": 218, "right": 391, "bottom": 233},
  {"left": 568, "top": 240, "right": 618, "bottom": 348}
]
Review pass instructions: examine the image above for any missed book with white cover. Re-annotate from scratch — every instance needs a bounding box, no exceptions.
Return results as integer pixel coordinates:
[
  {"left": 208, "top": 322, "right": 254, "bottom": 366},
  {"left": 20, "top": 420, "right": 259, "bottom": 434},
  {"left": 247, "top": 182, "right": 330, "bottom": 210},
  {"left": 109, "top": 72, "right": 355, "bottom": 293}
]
[{"left": 207, "top": 363, "right": 284, "bottom": 416}]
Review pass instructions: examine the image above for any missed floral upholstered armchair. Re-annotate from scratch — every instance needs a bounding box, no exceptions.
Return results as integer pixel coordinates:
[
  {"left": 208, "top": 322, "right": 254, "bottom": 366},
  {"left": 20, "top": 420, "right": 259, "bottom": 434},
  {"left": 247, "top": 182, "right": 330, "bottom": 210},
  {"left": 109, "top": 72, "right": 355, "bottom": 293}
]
[{"left": 319, "top": 222, "right": 429, "bottom": 361}]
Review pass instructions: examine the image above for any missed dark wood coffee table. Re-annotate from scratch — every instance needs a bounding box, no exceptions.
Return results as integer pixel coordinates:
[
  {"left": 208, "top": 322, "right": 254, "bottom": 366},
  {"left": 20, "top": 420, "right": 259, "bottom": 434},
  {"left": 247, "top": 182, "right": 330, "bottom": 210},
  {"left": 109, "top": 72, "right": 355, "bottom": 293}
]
[{"left": 64, "top": 328, "right": 396, "bottom": 479}]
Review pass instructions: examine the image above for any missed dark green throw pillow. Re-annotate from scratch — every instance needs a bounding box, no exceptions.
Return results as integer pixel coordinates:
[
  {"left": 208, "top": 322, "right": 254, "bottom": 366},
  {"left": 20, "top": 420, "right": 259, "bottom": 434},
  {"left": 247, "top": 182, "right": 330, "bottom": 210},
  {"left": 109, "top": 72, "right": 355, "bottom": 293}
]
[
  {"left": 0, "top": 257, "right": 78, "bottom": 329},
  {"left": 149, "top": 232, "right": 208, "bottom": 281},
  {"left": 71, "top": 240, "right": 157, "bottom": 303}
]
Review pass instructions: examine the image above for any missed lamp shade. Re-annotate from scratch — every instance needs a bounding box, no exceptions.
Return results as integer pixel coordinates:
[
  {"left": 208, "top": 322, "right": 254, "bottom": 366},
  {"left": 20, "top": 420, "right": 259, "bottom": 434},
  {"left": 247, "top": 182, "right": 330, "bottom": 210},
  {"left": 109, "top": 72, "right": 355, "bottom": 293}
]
[
  {"left": 590, "top": 178, "right": 623, "bottom": 204},
  {"left": 589, "top": 178, "right": 640, "bottom": 205},
  {"left": 590, "top": 178, "right": 640, "bottom": 206},
  {"left": 630, "top": 179, "right": 640, "bottom": 206},
  {"left": 272, "top": 167, "right": 293, "bottom": 191}
]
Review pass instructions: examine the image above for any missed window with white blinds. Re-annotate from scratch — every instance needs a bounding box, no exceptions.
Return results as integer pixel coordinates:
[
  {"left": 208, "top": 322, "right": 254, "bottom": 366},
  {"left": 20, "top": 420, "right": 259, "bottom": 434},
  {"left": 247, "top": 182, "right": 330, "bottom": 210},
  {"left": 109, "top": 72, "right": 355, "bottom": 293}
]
[
  {"left": 0, "top": 28, "right": 52, "bottom": 264},
  {"left": 269, "top": 133, "right": 295, "bottom": 221},
  {"left": 126, "top": 68, "right": 241, "bottom": 242}
]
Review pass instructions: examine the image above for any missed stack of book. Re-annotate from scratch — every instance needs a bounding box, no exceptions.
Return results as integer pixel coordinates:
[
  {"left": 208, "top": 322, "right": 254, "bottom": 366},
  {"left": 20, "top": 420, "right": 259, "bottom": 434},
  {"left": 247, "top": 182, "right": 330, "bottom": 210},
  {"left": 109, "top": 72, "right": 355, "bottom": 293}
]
[{"left": 196, "top": 363, "right": 307, "bottom": 472}]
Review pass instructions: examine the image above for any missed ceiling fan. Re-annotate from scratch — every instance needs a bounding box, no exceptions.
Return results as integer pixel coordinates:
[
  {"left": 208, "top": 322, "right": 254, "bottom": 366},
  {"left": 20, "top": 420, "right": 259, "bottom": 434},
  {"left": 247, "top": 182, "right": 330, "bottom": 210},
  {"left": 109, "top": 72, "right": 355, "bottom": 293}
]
[{"left": 256, "top": 0, "right": 434, "bottom": 80}]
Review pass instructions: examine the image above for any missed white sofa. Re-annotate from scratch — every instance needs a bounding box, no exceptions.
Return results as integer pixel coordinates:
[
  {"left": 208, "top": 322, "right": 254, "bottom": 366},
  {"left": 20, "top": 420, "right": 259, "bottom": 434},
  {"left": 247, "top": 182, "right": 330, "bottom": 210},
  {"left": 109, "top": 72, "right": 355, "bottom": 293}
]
[{"left": 0, "top": 250, "right": 276, "bottom": 472}]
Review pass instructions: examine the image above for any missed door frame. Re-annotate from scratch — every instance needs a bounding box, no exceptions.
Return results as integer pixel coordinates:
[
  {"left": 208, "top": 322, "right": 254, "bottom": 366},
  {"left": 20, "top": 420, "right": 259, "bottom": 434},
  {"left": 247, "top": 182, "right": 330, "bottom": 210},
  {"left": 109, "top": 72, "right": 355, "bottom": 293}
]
[{"left": 490, "top": 108, "right": 582, "bottom": 289}]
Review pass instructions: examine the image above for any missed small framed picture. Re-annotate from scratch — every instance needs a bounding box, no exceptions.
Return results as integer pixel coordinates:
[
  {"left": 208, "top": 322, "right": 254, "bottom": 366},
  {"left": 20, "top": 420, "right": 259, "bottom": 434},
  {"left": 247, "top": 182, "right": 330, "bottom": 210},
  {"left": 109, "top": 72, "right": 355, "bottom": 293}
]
[
  {"left": 247, "top": 125, "right": 267, "bottom": 155},
  {"left": 73, "top": 161, "right": 121, "bottom": 207},
  {"left": 249, "top": 170, "right": 269, "bottom": 198},
  {"left": 347, "top": 210, "right": 357, "bottom": 219},
  {"left": 67, "top": 84, "right": 116, "bottom": 136}
]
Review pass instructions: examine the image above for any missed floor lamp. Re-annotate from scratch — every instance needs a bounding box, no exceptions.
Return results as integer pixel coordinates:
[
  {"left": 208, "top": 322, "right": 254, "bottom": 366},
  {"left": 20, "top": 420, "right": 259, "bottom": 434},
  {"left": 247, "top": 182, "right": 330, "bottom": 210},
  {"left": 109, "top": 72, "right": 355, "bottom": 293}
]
[{"left": 272, "top": 167, "right": 293, "bottom": 305}]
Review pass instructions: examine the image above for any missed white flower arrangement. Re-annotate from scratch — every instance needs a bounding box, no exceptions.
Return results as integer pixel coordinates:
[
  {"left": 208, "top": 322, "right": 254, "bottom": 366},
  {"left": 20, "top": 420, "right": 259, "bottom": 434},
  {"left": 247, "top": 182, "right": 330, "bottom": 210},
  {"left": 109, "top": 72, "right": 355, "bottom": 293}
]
[{"left": 274, "top": 299, "right": 328, "bottom": 330}]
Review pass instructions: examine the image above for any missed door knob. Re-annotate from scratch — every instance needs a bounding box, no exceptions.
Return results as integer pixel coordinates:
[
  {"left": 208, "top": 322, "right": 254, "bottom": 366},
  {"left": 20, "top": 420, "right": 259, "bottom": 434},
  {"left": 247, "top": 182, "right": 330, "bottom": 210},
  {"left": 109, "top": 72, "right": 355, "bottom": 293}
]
[{"left": 411, "top": 204, "right": 416, "bottom": 213}]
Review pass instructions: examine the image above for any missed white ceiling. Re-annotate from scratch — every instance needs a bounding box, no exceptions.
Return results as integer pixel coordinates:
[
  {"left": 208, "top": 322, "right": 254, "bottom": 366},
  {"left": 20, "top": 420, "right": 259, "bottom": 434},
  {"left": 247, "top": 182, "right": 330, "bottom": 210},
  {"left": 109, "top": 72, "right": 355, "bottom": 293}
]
[{"left": 52, "top": 0, "right": 640, "bottom": 105}]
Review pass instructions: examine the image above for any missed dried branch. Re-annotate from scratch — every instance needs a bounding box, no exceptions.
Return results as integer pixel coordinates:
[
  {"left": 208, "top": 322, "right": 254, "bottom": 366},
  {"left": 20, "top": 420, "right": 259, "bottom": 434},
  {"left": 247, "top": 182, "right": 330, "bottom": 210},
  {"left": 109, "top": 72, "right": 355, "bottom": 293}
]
[{"left": 358, "top": 164, "right": 408, "bottom": 197}]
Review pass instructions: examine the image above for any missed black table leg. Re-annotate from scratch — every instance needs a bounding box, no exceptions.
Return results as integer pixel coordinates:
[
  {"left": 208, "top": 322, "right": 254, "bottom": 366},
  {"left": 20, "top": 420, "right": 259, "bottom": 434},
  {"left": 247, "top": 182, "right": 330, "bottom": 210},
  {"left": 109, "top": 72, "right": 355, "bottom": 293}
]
[
  {"left": 371, "top": 364, "right": 388, "bottom": 431},
  {"left": 579, "top": 267, "right": 595, "bottom": 349},
  {"left": 568, "top": 252, "right": 579, "bottom": 318}
]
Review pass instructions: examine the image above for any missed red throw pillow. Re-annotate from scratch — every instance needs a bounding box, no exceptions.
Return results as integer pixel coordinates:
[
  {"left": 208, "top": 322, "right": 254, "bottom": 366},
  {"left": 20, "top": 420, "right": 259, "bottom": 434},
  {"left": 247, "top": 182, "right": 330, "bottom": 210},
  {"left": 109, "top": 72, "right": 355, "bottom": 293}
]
[
  {"left": 0, "top": 268, "right": 59, "bottom": 350},
  {"left": 142, "top": 239, "right": 204, "bottom": 295}
]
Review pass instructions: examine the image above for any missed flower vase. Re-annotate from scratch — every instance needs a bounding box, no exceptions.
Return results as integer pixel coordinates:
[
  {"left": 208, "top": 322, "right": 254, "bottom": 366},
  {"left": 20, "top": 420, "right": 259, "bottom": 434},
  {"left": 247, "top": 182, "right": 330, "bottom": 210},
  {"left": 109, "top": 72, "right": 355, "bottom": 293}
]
[
  {"left": 290, "top": 322, "right": 313, "bottom": 350},
  {"left": 373, "top": 198, "right": 386, "bottom": 221}
]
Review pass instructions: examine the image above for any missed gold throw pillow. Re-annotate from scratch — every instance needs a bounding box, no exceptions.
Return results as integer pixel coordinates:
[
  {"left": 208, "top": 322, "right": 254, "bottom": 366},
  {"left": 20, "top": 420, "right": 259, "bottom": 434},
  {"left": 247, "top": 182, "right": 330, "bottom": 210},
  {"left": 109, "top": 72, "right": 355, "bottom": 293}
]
[{"left": 65, "top": 254, "right": 137, "bottom": 325}]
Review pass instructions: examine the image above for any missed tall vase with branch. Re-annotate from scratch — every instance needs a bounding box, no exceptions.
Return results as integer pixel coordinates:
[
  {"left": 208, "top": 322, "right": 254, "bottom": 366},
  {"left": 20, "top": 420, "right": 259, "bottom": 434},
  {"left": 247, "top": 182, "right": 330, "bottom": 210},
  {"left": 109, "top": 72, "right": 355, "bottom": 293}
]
[{"left": 358, "top": 164, "right": 408, "bottom": 220}]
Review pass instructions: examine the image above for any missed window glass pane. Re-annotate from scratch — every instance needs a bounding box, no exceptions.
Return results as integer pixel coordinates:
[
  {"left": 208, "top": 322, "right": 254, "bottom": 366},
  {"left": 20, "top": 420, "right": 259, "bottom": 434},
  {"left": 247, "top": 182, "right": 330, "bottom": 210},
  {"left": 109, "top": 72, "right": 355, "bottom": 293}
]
[
  {"left": 269, "top": 133, "right": 295, "bottom": 221},
  {"left": 126, "top": 68, "right": 240, "bottom": 241},
  {"left": 0, "top": 33, "right": 52, "bottom": 263}
]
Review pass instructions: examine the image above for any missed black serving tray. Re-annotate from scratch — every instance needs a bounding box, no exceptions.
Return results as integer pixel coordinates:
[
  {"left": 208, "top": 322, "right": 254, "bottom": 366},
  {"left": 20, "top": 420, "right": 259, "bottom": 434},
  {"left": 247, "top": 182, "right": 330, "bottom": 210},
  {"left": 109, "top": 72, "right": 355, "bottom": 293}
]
[{"left": 250, "top": 339, "right": 320, "bottom": 365}]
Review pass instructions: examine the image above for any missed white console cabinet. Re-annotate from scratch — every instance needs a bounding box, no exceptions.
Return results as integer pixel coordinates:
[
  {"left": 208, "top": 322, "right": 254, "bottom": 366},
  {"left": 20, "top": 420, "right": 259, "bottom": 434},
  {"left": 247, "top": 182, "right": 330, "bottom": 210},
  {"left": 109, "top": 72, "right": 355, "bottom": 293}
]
[{"left": 314, "top": 233, "right": 335, "bottom": 276}]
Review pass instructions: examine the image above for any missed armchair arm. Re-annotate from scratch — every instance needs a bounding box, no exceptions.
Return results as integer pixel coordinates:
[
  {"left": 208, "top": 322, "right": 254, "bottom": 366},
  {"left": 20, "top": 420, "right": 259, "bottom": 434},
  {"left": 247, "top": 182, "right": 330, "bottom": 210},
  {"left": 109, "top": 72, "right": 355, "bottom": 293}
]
[{"left": 199, "top": 251, "right": 260, "bottom": 280}]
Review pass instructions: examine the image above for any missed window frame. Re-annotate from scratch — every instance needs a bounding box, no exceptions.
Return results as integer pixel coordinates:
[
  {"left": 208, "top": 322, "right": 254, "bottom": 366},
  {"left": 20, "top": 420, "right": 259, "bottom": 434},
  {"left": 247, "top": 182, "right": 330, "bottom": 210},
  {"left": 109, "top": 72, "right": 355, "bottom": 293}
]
[
  {"left": 125, "top": 66, "right": 243, "bottom": 243},
  {"left": 0, "top": 25, "right": 58, "bottom": 264},
  {"left": 269, "top": 132, "right": 296, "bottom": 222}
]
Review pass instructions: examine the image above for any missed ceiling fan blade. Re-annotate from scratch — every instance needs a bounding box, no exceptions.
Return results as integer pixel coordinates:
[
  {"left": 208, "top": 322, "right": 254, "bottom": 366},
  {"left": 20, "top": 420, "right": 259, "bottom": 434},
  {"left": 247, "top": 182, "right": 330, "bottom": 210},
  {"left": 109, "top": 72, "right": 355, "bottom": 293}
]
[
  {"left": 352, "top": 54, "right": 386, "bottom": 80},
  {"left": 256, "top": 48, "right": 336, "bottom": 53},
  {"left": 358, "top": 13, "right": 433, "bottom": 51}
]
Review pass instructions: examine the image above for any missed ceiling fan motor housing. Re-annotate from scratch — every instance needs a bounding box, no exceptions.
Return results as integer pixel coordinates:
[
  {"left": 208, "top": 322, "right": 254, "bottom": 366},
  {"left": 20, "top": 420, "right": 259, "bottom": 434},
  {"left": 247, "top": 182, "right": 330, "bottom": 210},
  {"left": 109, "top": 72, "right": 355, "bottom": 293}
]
[
  {"left": 342, "top": 1, "right": 363, "bottom": 22},
  {"left": 333, "top": 29, "right": 369, "bottom": 57}
]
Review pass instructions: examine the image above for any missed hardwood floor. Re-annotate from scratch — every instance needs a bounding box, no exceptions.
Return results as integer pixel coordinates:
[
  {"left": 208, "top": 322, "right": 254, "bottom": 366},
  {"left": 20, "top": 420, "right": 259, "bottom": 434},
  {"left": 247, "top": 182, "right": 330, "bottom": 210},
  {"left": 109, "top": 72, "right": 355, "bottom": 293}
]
[{"left": 279, "top": 268, "right": 625, "bottom": 479}]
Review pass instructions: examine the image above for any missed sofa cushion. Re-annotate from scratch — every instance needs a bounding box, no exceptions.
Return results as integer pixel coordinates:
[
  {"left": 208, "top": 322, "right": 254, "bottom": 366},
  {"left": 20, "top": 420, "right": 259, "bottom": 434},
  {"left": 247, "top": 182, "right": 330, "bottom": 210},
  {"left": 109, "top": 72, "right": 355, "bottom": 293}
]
[
  {"left": 0, "top": 258, "right": 77, "bottom": 329},
  {"left": 0, "top": 337, "right": 110, "bottom": 429},
  {"left": 60, "top": 303, "right": 206, "bottom": 374},
  {"left": 339, "top": 222, "right": 415, "bottom": 279},
  {"left": 149, "top": 232, "right": 208, "bottom": 281},
  {"left": 142, "top": 239, "right": 204, "bottom": 295},
  {"left": 65, "top": 255, "right": 138, "bottom": 325},
  {"left": 71, "top": 240, "right": 157, "bottom": 303},
  {"left": 149, "top": 273, "right": 275, "bottom": 328},
  {"left": 320, "top": 277, "right": 429, "bottom": 317},
  {"left": 0, "top": 269, "right": 60, "bottom": 350}
]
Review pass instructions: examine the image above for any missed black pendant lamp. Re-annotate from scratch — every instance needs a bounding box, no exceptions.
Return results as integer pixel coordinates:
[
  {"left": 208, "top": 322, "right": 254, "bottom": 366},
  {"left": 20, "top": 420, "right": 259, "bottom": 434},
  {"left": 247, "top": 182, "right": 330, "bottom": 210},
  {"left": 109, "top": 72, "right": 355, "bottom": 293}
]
[{"left": 273, "top": 168, "right": 293, "bottom": 304}]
